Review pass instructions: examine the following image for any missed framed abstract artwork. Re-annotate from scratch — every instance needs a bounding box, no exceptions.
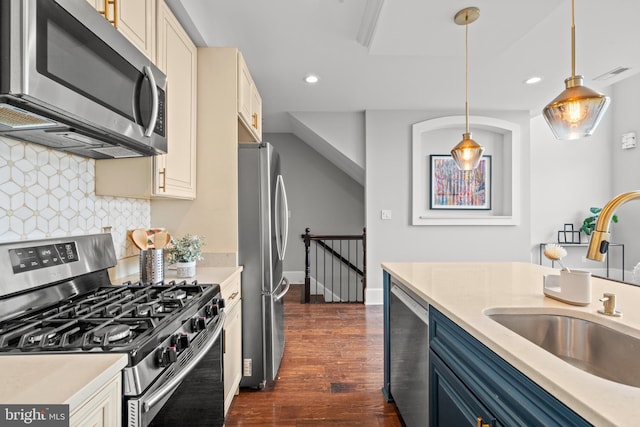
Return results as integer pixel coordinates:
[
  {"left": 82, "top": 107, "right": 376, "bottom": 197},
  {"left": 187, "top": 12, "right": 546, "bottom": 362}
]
[{"left": 429, "top": 155, "right": 491, "bottom": 210}]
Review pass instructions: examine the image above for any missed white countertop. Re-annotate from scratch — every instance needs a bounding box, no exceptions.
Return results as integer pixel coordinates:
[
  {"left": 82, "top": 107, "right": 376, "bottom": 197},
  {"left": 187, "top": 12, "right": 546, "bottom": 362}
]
[
  {"left": 0, "top": 353, "right": 127, "bottom": 409},
  {"left": 382, "top": 261, "right": 640, "bottom": 427}
]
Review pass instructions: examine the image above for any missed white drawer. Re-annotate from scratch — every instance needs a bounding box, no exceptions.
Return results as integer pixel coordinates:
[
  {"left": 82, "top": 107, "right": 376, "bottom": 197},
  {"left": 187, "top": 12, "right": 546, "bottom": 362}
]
[{"left": 220, "top": 274, "right": 241, "bottom": 310}]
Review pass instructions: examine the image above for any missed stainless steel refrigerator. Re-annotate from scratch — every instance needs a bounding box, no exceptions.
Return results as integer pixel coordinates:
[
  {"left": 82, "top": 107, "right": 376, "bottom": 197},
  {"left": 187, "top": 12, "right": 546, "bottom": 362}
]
[{"left": 238, "top": 142, "right": 290, "bottom": 389}]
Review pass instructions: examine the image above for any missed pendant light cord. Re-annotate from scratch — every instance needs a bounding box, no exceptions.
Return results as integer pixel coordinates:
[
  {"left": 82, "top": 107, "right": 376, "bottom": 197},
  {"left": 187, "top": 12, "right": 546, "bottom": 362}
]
[
  {"left": 465, "top": 15, "right": 470, "bottom": 134},
  {"left": 571, "top": 0, "right": 575, "bottom": 78}
]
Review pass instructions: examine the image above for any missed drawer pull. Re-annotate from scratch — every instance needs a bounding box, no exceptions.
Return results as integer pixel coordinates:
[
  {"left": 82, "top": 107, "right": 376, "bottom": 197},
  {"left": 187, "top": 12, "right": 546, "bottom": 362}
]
[
  {"left": 100, "top": 0, "right": 118, "bottom": 28},
  {"left": 228, "top": 291, "right": 239, "bottom": 301},
  {"left": 158, "top": 168, "right": 166, "bottom": 191}
]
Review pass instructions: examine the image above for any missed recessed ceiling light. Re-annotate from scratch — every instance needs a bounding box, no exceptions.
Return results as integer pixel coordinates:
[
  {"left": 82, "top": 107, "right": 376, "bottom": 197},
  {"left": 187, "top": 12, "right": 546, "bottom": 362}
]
[
  {"left": 304, "top": 75, "right": 319, "bottom": 84},
  {"left": 524, "top": 76, "right": 542, "bottom": 85}
]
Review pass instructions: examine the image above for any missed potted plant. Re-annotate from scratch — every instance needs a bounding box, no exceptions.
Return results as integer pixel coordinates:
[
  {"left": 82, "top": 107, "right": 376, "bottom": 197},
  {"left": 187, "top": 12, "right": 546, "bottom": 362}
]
[
  {"left": 579, "top": 207, "right": 618, "bottom": 236},
  {"left": 166, "top": 234, "right": 204, "bottom": 278}
]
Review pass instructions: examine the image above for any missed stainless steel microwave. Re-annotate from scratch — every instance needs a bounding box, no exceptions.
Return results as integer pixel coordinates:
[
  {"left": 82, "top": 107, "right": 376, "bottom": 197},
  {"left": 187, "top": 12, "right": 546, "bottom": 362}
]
[{"left": 0, "top": 0, "right": 167, "bottom": 158}]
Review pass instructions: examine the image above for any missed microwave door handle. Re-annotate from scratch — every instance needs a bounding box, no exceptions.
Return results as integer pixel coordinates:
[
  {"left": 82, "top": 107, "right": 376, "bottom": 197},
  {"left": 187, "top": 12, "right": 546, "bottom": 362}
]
[
  {"left": 142, "top": 312, "right": 226, "bottom": 412},
  {"left": 142, "top": 65, "right": 159, "bottom": 137}
]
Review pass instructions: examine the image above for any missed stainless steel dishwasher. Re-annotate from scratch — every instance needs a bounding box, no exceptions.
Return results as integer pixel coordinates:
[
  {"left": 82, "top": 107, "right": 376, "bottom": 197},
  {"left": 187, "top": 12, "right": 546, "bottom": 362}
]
[{"left": 389, "top": 280, "right": 430, "bottom": 427}]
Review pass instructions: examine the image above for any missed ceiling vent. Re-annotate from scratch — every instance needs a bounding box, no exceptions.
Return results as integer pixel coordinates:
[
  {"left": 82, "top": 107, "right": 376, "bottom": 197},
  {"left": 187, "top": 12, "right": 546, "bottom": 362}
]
[{"left": 594, "top": 66, "right": 630, "bottom": 81}]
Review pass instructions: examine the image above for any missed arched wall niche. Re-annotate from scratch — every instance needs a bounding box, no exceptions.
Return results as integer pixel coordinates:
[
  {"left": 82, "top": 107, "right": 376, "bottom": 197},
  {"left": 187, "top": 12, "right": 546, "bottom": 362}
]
[{"left": 412, "top": 115, "right": 521, "bottom": 226}]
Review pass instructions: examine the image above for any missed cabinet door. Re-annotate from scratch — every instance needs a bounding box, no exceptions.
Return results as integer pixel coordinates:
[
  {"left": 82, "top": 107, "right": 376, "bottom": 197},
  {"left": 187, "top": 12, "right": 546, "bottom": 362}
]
[
  {"left": 155, "top": 0, "right": 197, "bottom": 199},
  {"left": 430, "top": 307, "right": 591, "bottom": 427},
  {"left": 237, "top": 53, "right": 253, "bottom": 128},
  {"left": 237, "top": 52, "right": 262, "bottom": 143},
  {"left": 251, "top": 86, "right": 263, "bottom": 140},
  {"left": 430, "top": 351, "right": 496, "bottom": 427},
  {"left": 223, "top": 298, "right": 242, "bottom": 415},
  {"left": 87, "top": 0, "right": 155, "bottom": 61},
  {"left": 70, "top": 375, "right": 121, "bottom": 427}
]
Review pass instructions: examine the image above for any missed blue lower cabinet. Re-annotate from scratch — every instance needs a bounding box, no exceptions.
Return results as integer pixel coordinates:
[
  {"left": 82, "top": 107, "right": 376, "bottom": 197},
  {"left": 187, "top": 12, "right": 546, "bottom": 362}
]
[
  {"left": 429, "top": 307, "right": 591, "bottom": 427},
  {"left": 431, "top": 350, "right": 496, "bottom": 427}
]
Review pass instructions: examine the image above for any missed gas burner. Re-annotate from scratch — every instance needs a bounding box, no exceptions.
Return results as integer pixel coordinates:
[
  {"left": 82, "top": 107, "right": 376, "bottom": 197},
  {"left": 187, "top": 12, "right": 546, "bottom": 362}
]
[
  {"left": 26, "top": 327, "right": 57, "bottom": 345},
  {"left": 163, "top": 289, "right": 187, "bottom": 300},
  {"left": 93, "top": 324, "right": 131, "bottom": 344},
  {"left": 135, "top": 303, "right": 156, "bottom": 317}
]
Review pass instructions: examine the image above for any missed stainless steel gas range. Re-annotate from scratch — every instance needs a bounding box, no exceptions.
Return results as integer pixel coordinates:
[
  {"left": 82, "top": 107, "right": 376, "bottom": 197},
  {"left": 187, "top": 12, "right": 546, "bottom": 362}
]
[{"left": 0, "top": 233, "right": 225, "bottom": 427}]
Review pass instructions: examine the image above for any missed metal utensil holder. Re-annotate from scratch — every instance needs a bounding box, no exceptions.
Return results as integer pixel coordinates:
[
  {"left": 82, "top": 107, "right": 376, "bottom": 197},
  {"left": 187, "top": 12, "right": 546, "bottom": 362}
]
[{"left": 140, "top": 249, "right": 165, "bottom": 284}]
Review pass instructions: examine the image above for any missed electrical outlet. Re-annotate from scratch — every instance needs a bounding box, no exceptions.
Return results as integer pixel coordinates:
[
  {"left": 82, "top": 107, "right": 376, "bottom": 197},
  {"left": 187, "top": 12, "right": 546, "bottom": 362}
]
[{"left": 243, "top": 358, "right": 252, "bottom": 376}]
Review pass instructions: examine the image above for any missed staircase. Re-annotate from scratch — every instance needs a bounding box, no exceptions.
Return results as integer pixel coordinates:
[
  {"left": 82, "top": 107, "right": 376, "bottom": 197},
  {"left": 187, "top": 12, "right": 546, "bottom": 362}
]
[{"left": 301, "top": 227, "right": 366, "bottom": 303}]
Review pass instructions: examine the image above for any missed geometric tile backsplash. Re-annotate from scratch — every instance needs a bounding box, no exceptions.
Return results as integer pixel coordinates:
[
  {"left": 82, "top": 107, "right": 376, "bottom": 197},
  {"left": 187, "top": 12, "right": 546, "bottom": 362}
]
[{"left": 0, "top": 137, "right": 150, "bottom": 259}]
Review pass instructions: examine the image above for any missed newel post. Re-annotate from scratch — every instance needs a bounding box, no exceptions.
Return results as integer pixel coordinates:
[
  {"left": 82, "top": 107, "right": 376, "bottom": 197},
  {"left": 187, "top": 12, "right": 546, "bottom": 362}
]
[{"left": 303, "top": 227, "right": 311, "bottom": 303}]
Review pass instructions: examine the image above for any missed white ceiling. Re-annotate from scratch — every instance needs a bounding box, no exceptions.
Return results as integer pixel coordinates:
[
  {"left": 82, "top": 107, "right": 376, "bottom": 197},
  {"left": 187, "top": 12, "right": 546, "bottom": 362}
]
[{"left": 166, "top": 0, "right": 640, "bottom": 133}]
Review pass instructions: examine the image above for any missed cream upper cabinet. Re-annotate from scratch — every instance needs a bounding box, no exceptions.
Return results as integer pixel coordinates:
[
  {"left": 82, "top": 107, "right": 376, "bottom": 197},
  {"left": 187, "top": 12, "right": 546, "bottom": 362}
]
[
  {"left": 87, "top": 0, "right": 156, "bottom": 62},
  {"left": 237, "top": 52, "right": 262, "bottom": 143},
  {"left": 95, "top": 0, "right": 197, "bottom": 200},
  {"left": 154, "top": 0, "right": 197, "bottom": 198}
]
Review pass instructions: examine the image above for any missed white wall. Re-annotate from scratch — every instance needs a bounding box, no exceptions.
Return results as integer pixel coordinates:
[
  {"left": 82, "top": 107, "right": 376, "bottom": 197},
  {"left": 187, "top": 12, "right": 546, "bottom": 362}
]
[
  {"left": 529, "top": 112, "right": 615, "bottom": 276},
  {"left": 288, "top": 112, "right": 365, "bottom": 169},
  {"left": 365, "top": 109, "right": 532, "bottom": 304},
  {"left": 611, "top": 72, "right": 640, "bottom": 281}
]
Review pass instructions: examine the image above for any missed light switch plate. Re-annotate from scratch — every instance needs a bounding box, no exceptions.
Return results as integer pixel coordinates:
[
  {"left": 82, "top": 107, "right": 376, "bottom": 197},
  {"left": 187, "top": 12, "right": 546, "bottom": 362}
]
[
  {"left": 621, "top": 132, "right": 636, "bottom": 150},
  {"left": 381, "top": 210, "right": 392, "bottom": 220}
]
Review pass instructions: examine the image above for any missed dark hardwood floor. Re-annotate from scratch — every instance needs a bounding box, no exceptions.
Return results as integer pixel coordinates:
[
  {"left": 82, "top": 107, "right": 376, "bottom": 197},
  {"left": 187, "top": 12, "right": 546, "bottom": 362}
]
[{"left": 225, "top": 284, "right": 403, "bottom": 427}]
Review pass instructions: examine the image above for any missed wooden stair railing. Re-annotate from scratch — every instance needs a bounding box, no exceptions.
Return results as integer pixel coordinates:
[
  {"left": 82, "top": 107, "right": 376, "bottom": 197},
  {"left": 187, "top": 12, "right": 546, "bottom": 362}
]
[{"left": 301, "top": 227, "right": 366, "bottom": 303}]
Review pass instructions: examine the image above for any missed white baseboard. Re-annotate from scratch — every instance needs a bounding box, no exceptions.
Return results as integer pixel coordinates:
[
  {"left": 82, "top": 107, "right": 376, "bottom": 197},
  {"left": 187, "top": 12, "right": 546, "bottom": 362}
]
[
  {"left": 284, "top": 270, "right": 305, "bottom": 284},
  {"left": 365, "top": 287, "right": 383, "bottom": 305}
]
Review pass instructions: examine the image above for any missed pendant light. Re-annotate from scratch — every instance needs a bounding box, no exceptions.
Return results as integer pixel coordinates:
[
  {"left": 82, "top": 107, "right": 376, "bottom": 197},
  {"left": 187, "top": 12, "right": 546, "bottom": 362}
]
[
  {"left": 543, "top": 0, "right": 610, "bottom": 140},
  {"left": 451, "top": 7, "right": 484, "bottom": 171}
]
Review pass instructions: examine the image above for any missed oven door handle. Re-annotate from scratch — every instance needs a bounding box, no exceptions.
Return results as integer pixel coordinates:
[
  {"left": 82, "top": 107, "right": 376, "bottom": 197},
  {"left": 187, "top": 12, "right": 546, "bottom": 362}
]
[{"left": 143, "top": 312, "right": 226, "bottom": 413}]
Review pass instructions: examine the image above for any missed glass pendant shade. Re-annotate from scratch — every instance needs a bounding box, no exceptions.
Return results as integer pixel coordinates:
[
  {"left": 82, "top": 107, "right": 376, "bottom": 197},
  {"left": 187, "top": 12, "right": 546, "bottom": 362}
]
[
  {"left": 451, "top": 132, "right": 484, "bottom": 171},
  {"left": 543, "top": 75, "right": 611, "bottom": 140}
]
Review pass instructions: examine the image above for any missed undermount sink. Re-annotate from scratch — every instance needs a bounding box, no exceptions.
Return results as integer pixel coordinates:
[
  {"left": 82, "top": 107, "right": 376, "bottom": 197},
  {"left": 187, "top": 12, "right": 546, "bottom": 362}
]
[{"left": 485, "top": 308, "right": 640, "bottom": 388}]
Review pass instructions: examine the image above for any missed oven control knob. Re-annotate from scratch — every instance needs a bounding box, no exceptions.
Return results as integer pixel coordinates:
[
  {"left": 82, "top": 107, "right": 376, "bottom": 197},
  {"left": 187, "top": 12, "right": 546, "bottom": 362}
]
[
  {"left": 206, "top": 303, "right": 218, "bottom": 317},
  {"left": 167, "top": 346, "right": 177, "bottom": 363},
  {"left": 197, "top": 316, "right": 207, "bottom": 330},
  {"left": 217, "top": 298, "right": 226, "bottom": 309},
  {"left": 171, "top": 333, "right": 189, "bottom": 350},
  {"left": 179, "top": 333, "right": 189, "bottom": 349},
  {"left": 155, "top": 346, "right": 177, "bottom": 367},
  {"left": 190, "top": 316, "right": 206, "bottom": 332}
]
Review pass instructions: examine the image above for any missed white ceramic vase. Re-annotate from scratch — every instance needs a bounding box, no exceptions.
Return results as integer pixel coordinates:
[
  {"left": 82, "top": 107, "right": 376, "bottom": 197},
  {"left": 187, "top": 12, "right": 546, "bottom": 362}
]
[{"left": 176, "top": 261, "right": 196, "bottom": 278}]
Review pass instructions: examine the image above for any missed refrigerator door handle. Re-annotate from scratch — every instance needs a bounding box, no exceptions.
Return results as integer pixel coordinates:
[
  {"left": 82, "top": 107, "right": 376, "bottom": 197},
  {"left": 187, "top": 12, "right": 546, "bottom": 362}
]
[
  {"left": 273, "top": 276, "right": 290, "bottom": 302},
  {"left": 275, "top": 174, "right": 289, "bottom": 261}
]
